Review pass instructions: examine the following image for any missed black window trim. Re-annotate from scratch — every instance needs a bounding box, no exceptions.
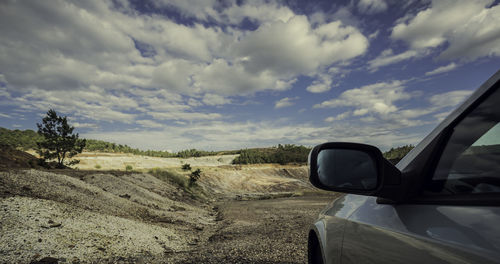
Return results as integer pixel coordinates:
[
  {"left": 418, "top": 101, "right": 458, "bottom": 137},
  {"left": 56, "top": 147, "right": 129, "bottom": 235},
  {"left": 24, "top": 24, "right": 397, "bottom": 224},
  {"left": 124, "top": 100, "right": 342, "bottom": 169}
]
[{"left": 409, "top": 81, "right": 500, "bottom": 206}]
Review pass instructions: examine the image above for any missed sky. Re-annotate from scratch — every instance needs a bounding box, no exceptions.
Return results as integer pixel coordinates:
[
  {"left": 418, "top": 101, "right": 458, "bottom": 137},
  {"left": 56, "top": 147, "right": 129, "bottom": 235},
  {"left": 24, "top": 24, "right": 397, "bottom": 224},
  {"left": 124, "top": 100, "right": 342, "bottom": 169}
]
[{"left": 0, "top": 0, "right": 500, "bottom": 152}]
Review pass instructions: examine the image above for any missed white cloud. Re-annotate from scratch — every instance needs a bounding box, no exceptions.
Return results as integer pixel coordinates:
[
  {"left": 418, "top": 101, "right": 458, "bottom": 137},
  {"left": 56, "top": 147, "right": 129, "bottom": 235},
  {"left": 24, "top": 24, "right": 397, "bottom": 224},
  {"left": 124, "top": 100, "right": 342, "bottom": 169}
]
[
  {"left": 368, "top": 49, "right": 421, "bottom": 70},
  {"left": 0, "top": 113, "right": 11, "bottom": 118},
  {"left": 148, "top": 111, "right": 222, "bottom": 121},
  {"left": 73, "top": 122, "right": 99, "bottom": 129},
  {"left": 425, "top": 63, "right": 458, "bottom": 76},
  {"left": 151, "top": 0, "right": 219, "bottom": 21},
  {"left": 314, "top": 81, "right": 411, "bottom": 116},
  {"left": 429, "top": 90, "right": 473, "bottom": 108},
  {"left": 275, "top": 97, "right": 298, "bottom": 109},
  {"left": 325, "top": 112, "right": 350, "bottom": 122},
  {"left": 202, "top": 94, "right": 231, "bottom": 106},
  {"left": 358, "top": 0, "right": 388, "bottom": 14},
  {"left": 136, "top": 119, "right": 164, "bottom": 128},
  {"left": 234, "top": 16, "right": 368, "bottom": 77},
  {"left": 391, "top": 0, "right": 500, "bottom": 60},
  {"left": 307, "top": 74, "right": 333, "bottom": 93},
  {"left": 222, "top": 1, "right": 295, "bottom": 24}
]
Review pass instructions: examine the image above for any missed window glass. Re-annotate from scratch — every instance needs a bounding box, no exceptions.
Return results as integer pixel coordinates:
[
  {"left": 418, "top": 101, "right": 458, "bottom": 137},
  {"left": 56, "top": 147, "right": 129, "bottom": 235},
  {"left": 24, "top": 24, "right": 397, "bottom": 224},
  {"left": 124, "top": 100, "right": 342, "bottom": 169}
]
[{"left": 426, "top": 86, "right": 500, "bottom": 195}]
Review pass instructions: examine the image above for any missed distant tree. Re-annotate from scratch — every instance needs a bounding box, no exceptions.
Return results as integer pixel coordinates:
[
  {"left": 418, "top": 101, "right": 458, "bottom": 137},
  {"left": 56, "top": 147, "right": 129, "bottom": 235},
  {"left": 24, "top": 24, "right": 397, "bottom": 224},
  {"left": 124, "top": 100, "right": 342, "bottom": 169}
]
[
  {"left": 189, "top": 168, "right": 201, "bottom": 187},
  {"left": 181, "top": 163, "right": 192, "bottom": 171},
  {"left": 383, "top": 145, "right": 415, "bottom": 165},
  {"left": 36, "top": 109, "right": 86, "bottom": 168}
]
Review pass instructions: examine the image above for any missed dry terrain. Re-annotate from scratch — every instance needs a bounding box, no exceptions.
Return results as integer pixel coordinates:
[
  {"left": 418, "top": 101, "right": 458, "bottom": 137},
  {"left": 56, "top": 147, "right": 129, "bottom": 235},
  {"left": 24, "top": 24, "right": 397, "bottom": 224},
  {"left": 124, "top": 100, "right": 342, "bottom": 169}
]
[{"left": 0, "top": 151, "right": 335, "bottom": 264}]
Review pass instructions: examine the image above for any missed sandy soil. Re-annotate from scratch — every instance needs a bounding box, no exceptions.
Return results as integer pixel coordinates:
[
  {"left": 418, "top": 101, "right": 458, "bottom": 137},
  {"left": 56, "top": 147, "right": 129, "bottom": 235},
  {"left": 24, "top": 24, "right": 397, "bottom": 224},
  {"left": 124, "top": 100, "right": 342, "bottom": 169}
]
[{"left": 58, "top": 152, "right": 238, "bottom": 170}]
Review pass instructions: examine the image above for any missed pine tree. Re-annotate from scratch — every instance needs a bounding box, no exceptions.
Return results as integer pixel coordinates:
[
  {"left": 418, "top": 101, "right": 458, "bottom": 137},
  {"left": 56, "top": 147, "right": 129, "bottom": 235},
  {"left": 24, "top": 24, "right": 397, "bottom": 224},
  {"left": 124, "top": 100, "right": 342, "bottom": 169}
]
[{"left": 36, "top": 109, "right": 86, "bottom": 168}]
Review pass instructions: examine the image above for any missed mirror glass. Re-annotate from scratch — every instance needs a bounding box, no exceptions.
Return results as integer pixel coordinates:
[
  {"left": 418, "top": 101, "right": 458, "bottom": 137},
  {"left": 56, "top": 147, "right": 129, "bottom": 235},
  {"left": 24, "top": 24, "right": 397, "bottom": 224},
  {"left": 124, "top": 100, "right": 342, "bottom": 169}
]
[{"left": 317, "top": 149, "right": 378, "bottom": 191}]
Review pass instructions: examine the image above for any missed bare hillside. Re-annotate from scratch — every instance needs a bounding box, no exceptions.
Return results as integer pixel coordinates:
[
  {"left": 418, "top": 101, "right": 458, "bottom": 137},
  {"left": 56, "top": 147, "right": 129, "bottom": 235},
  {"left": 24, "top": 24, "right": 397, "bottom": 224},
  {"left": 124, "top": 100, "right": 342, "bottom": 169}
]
[
  {"left": 0, "top": 148, "right": 323, "bottom": 263},
  {"left": 0, "top": 169, "right": 216, "bottom": 263}
]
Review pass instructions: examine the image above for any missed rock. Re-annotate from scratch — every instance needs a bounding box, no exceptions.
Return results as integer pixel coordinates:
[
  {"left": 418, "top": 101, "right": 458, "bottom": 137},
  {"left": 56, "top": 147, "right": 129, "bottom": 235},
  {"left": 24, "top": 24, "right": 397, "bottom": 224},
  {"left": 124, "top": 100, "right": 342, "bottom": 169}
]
[
  {"left": 30, "top": 256, "right": 59, "bottom": 264},
  {"left": 119, "top": 194, "right": 131, "bottom": 199},
  {"left": 49, "top": 223, "right": 62, "bottom": 228},
  {"left": 38, "top": 238, "right": 42, "bottom": 242},
  {"left": 97, "top": 247, "right": 106, "bottom": 252},
  {"left": 170, "top": 205, "right": 185, "bottom": 211},
  {"left": 156, "top": 217, "right": 173, "bottom": 223}
]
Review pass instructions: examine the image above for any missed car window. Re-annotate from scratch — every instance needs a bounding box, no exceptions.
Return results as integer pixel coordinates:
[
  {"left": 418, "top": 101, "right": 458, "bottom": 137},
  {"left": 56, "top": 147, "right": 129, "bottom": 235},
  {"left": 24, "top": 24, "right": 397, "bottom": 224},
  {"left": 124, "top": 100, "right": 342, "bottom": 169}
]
[{"left": 425, "top": 86, "right": 500, "bottom": 195}]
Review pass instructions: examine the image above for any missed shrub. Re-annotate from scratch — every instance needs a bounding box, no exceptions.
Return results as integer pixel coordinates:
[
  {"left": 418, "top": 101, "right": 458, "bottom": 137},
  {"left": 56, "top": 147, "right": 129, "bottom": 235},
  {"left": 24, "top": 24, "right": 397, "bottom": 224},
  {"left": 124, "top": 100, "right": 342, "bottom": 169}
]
[
  {"left": 125, "top": 165, "right": 133, "bottom": 171},
  {"left": 95, "top": 164, "right": 102, "bottom": 169},
  {"left": 189, "top": 168, "right": 201, "bottom": 187},
  {"left": 181, "top": 163, "right": 192, "bottom": 171}
]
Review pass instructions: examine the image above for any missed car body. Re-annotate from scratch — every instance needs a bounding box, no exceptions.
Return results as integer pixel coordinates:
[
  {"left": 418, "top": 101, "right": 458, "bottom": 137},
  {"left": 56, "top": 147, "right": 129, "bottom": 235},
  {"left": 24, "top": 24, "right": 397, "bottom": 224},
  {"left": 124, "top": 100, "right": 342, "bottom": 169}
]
[{"left": 308, "top": 69, "right": 500, "bottom": 264}]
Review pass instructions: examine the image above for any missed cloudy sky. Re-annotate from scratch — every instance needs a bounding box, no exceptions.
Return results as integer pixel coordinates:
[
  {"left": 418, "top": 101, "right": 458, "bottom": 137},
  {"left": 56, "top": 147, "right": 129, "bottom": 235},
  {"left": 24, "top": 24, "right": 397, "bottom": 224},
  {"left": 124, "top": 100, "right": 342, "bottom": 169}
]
[{"left": 1, "top": 0, "right": 500, "bottom": 152}]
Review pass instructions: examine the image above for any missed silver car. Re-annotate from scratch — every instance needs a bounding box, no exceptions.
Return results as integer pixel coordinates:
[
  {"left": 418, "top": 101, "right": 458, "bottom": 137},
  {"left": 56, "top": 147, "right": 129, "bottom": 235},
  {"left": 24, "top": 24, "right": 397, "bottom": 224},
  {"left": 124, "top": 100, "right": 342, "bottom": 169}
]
[{"left": 307, "top": 69, "right": 500, "bottom": 264}]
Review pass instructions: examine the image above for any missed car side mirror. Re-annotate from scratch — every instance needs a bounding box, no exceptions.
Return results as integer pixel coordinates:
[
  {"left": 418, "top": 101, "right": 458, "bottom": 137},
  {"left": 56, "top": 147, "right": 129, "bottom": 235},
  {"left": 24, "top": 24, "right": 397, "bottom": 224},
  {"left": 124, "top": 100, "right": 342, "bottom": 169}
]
[{"left": 309, "top": 142, "right": 402, "bottom": 196}]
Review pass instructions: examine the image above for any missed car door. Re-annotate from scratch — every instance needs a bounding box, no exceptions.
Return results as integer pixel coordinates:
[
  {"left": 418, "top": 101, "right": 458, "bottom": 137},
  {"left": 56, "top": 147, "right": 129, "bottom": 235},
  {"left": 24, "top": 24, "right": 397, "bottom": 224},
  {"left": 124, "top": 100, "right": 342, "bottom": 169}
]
[{"left": 340, "top": 79, "right": 500, "bottom": 264}]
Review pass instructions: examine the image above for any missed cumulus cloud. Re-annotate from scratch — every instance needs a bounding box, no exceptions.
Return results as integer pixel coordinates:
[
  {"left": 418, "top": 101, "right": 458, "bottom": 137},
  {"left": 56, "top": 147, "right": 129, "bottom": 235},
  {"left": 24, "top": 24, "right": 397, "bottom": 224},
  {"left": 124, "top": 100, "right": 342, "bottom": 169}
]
[
  {"left": 368, "top": 49, "right": 421, "bottom": 70},
  {"left": 202, "top": 94, "right": 231, "bottom": 106},
  {"left": 425, "top": 63, "right": 458, "bottom": 76},
  {"left": 429, "top": 90, "right": 473, "bottom": 108},
  {"left": 391, "top": 0, "right": 500, "bottom": 60},
  {"left": 222, "top": 1, "right": 295, "bottom": 24},
  {"left": 314, "top": 81, "right": 411, "bottom": 116},
  {"left": 234, "top": 16, "right": 368, "bottom": 77},
  {"left": 325, "top": 112, "right": 350, "bottom": 122},
  {"left": 274, "top": 97, "right": 298, "bottom": 109},
  {"left": 315, "top": 79, "right": 474, "bottom": 130},
  {"left": 136, "top": 119, "right": 164, "bottom": 128},
  {"left": 307, "top": 74, "right": 333, "bottom": 93},
  {"left": 148, "top": 111, "right": 222, "bottom": 121},
  {"left": 357, "top": 0, "right": 388, "bottom": 14}
]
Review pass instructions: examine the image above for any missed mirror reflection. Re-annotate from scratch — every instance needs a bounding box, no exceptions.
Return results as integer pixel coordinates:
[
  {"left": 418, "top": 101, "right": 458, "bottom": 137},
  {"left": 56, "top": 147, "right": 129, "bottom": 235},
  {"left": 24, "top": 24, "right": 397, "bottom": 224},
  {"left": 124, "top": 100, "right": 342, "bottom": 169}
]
[{"left": 317, "top": 149, "right": 378, "bottom": 191}]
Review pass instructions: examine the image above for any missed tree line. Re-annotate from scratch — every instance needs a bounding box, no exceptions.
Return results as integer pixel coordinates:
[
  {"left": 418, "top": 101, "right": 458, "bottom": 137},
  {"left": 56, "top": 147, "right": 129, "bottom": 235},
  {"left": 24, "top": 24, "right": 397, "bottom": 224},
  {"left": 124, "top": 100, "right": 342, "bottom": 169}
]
[{"left": 232, "top": 144, "right": 311, "bottom": 165}]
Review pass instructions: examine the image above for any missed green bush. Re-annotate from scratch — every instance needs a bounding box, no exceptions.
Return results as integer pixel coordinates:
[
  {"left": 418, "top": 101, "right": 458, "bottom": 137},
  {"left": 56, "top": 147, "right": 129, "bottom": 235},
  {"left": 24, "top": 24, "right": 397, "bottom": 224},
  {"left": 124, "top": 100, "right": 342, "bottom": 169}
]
[
  {"left": 95, "top": 164, "right": 101, "bottom": 169},
  {"left": 181, "top": 163, "right": 192, "bottom": 171},
  {"left": 125, "top": 165, "right": 133, "bottom": 171},
  {"left": 189, "top": 168, "right": 201, "bottom": 186}
]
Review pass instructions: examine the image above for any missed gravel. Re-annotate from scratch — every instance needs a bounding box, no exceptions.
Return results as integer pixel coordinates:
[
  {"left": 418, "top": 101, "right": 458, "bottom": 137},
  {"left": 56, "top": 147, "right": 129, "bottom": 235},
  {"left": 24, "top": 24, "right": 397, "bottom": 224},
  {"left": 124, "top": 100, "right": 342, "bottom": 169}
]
[{"left": 167, "top": 195, "right": 338, "bottom": 264}]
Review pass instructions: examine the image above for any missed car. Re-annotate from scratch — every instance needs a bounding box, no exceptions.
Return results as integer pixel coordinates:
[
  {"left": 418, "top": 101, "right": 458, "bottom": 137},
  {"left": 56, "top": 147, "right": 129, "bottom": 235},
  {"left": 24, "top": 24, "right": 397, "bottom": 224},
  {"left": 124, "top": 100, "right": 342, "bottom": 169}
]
[{"left": 307, "top": 69, "right": 500, "bottom": 264}]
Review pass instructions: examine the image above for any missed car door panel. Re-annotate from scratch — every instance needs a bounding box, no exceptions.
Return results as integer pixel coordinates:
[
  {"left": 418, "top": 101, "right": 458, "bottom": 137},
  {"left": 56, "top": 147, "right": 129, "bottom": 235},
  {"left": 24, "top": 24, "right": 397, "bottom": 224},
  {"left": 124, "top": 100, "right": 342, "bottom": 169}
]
[{"left": 341, "top": 197, "right": 500, "bottom": 264}]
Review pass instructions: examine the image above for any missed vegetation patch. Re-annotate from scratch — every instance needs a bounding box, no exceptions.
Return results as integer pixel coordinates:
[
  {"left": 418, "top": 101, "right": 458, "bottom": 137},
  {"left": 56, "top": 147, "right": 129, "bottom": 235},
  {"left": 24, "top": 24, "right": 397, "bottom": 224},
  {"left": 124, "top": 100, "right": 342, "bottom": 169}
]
[
  {"left": 232, "top": 144, "right": 311, "bottom": 165},
  {"left": 148, "top": 168, "right": 188, "bottom": 189},
  {"left": 383, "top": 145, "right": 414, "bottom": 164}
]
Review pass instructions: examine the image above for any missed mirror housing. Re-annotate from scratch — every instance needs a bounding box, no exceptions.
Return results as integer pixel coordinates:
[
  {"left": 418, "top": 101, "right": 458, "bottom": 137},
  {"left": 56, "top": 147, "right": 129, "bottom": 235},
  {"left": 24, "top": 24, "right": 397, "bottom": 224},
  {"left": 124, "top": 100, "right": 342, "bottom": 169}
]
[{"left": 309, "top": 142, "right": 402, "bottom": 198}]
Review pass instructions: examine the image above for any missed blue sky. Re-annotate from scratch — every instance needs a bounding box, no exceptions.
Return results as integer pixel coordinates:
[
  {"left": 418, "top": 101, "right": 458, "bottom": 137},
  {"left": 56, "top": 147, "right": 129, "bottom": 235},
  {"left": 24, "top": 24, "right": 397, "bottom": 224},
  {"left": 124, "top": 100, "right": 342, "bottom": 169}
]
[{"left": 0, "top": 0, "right": 500, "bottom": 152}]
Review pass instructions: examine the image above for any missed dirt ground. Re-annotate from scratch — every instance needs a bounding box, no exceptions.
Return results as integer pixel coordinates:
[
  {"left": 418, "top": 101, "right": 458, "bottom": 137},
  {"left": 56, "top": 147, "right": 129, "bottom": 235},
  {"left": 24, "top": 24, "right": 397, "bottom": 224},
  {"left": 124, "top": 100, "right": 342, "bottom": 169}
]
[
  {"left": 167, "top": 194, "right": 338, "bottom": 264},
  {"left": 0, "top": 150, "right": 337, "bottom": 263}
]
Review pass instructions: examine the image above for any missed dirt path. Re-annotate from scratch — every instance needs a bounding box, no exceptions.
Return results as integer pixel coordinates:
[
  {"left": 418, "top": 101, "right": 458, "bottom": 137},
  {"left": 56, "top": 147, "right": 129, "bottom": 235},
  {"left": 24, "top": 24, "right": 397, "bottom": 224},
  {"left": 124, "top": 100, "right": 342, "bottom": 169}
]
[{"left": 168, "top": 194, "right": 338, "bottom": 264}]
